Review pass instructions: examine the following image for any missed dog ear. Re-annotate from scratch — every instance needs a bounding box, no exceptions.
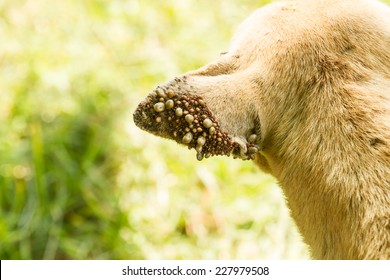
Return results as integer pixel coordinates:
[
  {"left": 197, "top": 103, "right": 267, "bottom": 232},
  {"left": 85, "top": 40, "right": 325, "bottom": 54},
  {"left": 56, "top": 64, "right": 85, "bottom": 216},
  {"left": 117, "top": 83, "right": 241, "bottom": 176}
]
[{"left": 133, "top": 69, "right": 262, "bottom": 161}]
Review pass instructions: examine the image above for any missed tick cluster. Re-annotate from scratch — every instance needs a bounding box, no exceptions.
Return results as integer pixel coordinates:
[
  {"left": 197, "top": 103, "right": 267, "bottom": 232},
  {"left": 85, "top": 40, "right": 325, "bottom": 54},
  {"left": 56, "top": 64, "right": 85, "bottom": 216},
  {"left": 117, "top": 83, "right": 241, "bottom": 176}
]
[{"left": 140, "top": 86, "right": 259, "bottom": 161}]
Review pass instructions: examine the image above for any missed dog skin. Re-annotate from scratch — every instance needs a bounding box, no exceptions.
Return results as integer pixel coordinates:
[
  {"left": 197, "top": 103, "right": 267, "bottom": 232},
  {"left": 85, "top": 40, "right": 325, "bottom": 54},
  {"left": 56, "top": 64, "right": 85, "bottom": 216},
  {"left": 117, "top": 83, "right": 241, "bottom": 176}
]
[{"left": 134, "top": 0, "right": 390, "bottom": 259}]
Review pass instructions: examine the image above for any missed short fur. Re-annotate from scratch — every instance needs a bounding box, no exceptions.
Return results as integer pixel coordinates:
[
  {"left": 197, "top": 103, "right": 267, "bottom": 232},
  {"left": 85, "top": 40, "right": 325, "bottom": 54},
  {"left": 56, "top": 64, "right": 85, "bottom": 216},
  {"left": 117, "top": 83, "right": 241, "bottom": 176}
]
[{"left": 135, "top": 0, "right": 390, "bottom": 259}]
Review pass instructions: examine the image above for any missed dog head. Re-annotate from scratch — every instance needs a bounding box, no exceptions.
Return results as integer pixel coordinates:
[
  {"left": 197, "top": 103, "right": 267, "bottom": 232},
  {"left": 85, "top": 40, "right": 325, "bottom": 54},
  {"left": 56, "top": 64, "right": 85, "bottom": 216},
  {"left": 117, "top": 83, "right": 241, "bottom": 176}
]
[{"left": 134, "top": 0, "right": 390, "bottom": 173}]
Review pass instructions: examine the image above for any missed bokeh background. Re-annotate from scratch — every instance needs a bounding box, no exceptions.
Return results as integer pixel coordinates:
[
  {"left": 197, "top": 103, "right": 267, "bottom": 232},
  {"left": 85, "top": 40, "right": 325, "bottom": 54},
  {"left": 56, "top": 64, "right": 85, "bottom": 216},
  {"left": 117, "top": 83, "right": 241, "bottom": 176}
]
[{"left": 0, "top": 0, "right": 315, "bottom": 259}]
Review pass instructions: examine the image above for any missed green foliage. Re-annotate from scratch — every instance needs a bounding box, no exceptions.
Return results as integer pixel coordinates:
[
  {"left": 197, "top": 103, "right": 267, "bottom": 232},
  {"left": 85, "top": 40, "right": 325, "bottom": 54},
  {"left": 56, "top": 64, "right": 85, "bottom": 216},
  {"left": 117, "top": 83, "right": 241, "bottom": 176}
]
[{"left": 0, "top": 0, "right": 310, "bottom": 259}]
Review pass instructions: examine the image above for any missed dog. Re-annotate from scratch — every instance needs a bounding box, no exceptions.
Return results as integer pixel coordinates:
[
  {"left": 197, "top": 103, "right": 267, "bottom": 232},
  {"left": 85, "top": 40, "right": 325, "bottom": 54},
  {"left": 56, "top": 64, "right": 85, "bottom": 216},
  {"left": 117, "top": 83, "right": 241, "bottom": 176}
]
[{"left": 133, "top": 0, "right": 390, "bottom": 259}]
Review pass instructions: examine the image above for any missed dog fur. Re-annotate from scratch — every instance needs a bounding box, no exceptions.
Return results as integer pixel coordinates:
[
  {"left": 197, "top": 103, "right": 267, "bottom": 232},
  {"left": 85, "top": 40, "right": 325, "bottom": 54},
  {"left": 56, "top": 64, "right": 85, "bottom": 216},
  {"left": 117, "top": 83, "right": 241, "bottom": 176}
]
[{"left": 134, "top": 0, "right": 390, "bottom": 259}]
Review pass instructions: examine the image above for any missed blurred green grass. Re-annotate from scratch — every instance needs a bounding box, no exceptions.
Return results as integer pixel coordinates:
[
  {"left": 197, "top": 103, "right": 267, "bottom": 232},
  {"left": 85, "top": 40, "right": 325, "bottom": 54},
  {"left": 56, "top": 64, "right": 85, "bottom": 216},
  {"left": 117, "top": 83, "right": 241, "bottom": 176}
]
[{"left": 0, "top": 0, "right": 311, "bottom": 259}]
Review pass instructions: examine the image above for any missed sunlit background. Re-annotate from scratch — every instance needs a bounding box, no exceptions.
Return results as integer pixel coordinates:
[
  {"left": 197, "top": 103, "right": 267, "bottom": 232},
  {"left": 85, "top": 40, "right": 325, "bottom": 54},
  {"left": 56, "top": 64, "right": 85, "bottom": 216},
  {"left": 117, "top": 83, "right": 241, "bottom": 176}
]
[{"left": 0, "top": 0, "right": 332, "bottom": 259}]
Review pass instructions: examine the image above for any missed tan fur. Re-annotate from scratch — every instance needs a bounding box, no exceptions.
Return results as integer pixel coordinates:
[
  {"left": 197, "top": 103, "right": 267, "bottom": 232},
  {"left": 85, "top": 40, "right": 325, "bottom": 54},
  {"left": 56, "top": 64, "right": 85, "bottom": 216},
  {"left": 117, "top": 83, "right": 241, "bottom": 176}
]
[
  {"left": 137, "top": 0, "right": 390, "bottom": 259},
  {"left": 185, "top": 0, "right": 390, "bottom": 259}
]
